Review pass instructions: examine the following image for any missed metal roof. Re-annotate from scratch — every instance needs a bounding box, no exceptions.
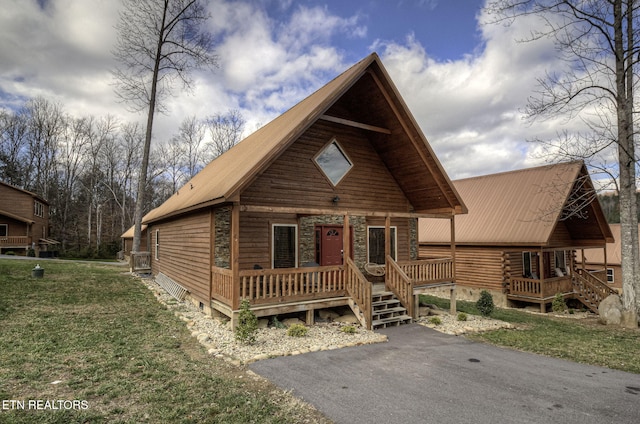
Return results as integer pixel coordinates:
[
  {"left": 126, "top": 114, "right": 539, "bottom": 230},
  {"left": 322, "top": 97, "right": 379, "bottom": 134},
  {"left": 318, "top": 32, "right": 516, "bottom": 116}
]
[
  {"left": 143, "top": 53, "right": 466, "bottom": 224},
  {"left": 419, "top": 161, "right": 613, "bottom": 247}
]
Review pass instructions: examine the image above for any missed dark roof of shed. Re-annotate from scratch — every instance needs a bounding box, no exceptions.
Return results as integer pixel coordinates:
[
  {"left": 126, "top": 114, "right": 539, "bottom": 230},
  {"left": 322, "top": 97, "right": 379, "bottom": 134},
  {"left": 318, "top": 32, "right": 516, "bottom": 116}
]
[{"left": 143, "top": 52, "right": 466, "bottom": 224}]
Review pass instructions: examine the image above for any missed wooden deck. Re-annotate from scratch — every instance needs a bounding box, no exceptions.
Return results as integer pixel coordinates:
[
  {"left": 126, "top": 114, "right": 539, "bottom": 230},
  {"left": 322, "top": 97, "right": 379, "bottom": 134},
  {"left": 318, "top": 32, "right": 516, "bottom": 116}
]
[
  {"left": 210, "top": 257, "right": 455, "bottom": 329},
  {"left": 0, "top": 236, "right": 29, "bottom": 247}
]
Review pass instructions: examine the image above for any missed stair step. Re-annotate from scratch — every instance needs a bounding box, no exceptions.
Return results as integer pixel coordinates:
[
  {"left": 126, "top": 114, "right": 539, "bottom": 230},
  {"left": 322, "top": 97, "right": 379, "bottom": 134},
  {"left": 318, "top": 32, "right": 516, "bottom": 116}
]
[
  {"left": 372, "top": 314, "right": 412, "bottom": 329},
  {"left": 372, "top": 299, "right": 401, "bottom": 308},
  {"left": 372, "top": 306, "right": 406, "bottom": 316}
]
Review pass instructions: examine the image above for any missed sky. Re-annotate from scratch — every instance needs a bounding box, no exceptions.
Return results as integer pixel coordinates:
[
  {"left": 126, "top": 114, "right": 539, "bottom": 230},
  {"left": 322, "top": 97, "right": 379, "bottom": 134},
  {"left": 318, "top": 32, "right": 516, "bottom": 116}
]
[{"left": 0, "top": 0, "right": 594, "bottom": 180}]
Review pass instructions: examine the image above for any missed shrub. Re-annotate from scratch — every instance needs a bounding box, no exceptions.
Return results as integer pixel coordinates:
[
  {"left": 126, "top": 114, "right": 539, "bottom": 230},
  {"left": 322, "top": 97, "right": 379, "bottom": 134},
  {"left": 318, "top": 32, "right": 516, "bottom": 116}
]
[
  {"left": 271, "top": 316, "right": 286, "bottom": 329},
  {"left": 457, "top": 312, "right": 468, "bottom": 322},
  {"left": 235, "top": 299, "right": 258, "bottom": 344},
  {"left": 286, "top": 323, "right": 308, "bottom": 337},
  {"left": 476, "top": 290, "right": 495, "bottom": 316},
  {"left": 429, "top": 316, "right": 442, "bottom": 325},
  {"left": 341, "top": 325, "right": 357, "bottom": 334},
  {"left": 552, "top": 293, "right": 566, "bottom": 313}
]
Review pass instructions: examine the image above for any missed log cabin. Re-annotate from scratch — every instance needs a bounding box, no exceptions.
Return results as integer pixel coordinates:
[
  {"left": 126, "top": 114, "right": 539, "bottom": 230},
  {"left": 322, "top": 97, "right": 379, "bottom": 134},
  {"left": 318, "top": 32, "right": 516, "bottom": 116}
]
[
  {"left": 419, "top": 161, "right": 616, "bottom": 313},
  {"left": 134, "top": 53, "right": 467, "bottom": 329},
  {"left": 0, "top": 181, "right": 58, "bottom": 256}
]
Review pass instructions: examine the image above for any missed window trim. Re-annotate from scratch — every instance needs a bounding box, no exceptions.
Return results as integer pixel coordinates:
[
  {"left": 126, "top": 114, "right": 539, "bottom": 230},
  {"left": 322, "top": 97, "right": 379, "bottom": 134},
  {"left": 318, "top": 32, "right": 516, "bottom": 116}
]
[
  {"left": 155, "top": 230, "right": 160, "bottom": 260},
  {"left": 523, "top": 252, "right": 533, "bottom": 277},
  {"left": 554, "top": 250, "right": 566, "bottom": 271},
  {"left": 271, "top": 223, "right": 298, "bottom": 269},
  {"left": 0, "top": 224, "right": 7, "bottom": 238},
  {"left": 34, "top": 201, "right": 44, "bottom": 218},
  {"left": 313, "top": 138, "right": 354, "bottom": 186},
  {"left": 606, "top": 268, "right": 614, "bottom": 283},
  {"left": 367, "top": 225, "right": 397, "bottom": 264}
]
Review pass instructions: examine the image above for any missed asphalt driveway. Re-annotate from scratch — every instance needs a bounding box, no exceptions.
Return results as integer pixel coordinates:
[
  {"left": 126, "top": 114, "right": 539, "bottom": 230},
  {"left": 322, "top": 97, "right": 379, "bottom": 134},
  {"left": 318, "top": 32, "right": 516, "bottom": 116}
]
[{"left": 249, "top": 324, "right": 640, "bottom": 424}]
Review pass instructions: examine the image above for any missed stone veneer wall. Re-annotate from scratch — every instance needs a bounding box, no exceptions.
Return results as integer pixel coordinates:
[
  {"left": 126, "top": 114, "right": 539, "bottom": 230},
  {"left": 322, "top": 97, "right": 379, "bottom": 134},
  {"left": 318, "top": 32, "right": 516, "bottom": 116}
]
[
  {"left": 214, "top": 207, "right": 231, "bottom": 268},
  {"left": 409, "top": 218, "right": 418, "bottom": 260},
  {"left": 299, "top": 215, "right": 367, "bottom": 268}
]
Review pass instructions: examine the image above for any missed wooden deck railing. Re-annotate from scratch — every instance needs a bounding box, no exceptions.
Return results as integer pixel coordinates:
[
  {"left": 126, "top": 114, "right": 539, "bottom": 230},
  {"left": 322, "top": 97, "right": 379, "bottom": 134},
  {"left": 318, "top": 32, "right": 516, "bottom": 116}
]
[
  {"left": 510, "top": 276, "right": 573, "bottom": 299},
  {"left": 238, "top": 265, "right": 345, "bottom": 306},
  {"left": 574, "top": 269, "right": 617, "bottom": 312},
  {"left": 345, "top": 258, "right": 372, "bottom": 329},
  {"left": 211, "top": 266, "right": 234, "bottom": 305},
  {"left": 386, "top": 256, "right": 414, "bottom": 318},
  {"left": 397, "top": 257, "right": 453, "bottom": 284},
  {"left": 0, "top": 236, "right": 29, "bottom": 246},
  {"left": 130, "top": 251, "right": 151, "bottom": 273}
]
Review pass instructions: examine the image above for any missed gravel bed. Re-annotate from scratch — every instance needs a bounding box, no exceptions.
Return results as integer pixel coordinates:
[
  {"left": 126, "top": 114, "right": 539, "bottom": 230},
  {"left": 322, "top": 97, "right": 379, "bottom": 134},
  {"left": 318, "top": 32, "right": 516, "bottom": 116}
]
[{"left": 141, "top": 277, "right": 515, "bottom": 364}]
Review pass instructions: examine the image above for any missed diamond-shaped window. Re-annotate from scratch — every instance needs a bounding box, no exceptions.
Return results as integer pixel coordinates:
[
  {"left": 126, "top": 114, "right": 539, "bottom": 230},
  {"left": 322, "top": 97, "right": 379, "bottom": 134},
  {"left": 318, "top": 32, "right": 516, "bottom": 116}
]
[{"left": 314, "top": 139, "right": 353, "bottom": 186}]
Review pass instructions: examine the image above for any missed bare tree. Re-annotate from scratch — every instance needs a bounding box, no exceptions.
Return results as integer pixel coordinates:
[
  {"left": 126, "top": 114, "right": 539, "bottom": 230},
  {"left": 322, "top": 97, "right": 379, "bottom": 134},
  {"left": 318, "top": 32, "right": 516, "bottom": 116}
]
[
  {"left": 0, "top": 108, "right": 29, "bottom": 186},
  {"left": 112, "top": 0, "right": 218, "bottom": 253},
  {"left": 486, "top": 0, "right": 640, "bottom": 325},
  {"left": 175, "top": 115, "right": 206, "bottom": 179},
  {"left": 205, "top": 109, "right": 245, "bottom": 159}
]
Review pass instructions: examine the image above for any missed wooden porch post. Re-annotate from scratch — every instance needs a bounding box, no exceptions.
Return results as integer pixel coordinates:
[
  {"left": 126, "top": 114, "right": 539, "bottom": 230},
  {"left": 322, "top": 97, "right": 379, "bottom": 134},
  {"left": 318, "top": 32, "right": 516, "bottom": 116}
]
[
  {"left": 208, "top": 209, "right": 215, "bottom": 307},
  {"left": 385, "top": 215, "right": 391, "bottom": 261},
  {"left": 343, "top": 214, "right": 350, "bottom": 262},
  {"left": 603, "top": 245, "right": 608, "bottom": 279},
  {"left": 539, "top": 247, "right": 546, "bottom": 313},
  {"left": 231, "top": 203, "right": 240, "bottom": 327},
  {"left": 450, "top": 215, "right": 456, "bottom": 315}
]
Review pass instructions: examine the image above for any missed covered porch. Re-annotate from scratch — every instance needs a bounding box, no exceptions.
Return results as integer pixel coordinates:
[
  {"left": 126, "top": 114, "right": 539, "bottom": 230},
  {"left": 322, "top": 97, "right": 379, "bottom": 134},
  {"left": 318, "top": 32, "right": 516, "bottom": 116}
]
[{"left": 210, "top": 206, "right": 458, "bottom": 330}]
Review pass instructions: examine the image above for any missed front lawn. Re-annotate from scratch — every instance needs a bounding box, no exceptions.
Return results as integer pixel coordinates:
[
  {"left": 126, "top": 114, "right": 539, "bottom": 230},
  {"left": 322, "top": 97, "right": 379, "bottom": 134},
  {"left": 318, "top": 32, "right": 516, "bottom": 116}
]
[{"left": 0, "top": 259, "right": 329, "bottom": 423}]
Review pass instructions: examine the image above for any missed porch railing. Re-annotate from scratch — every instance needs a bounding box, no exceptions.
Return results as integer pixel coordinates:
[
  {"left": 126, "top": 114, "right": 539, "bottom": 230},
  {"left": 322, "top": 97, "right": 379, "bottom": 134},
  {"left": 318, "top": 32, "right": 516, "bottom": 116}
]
[
  {"left": 345, "top": 258, "right": 372, "bottom": 329},
  {"left": 211, "top": 266, "right": 234, "bottom": 305},
  {"left": 574, "top": 269, "right": 617, "bottom": 312},
  {"left": 238, "top": 265, "right": 345, "bottom": 307},
  {"left": 0, "top": 236, "right": 29, "bottom": 246},
  {"left": 130, "top": 251, "right": 151, "bottom": 273},
  {"left": 397, "top": 257, "right": 454, "bottom": 285},
  {"left": 510, "top": 276, "right": 573, "bottom": 299},
  {"left": 386, "top": 256, "right": 414, "bottom": 318}
]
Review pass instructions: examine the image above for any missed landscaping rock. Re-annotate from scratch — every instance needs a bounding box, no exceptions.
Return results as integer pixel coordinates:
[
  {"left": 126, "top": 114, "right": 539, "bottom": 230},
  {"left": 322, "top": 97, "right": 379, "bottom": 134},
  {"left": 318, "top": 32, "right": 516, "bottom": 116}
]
[
  {"left": 334, "top": 313, "right": 359, "bottom": 324},
  {"left": 282, "top": 317, "right": 305, "bottom": 327},
  {"left": 318, "top": 309, "right": 340, "bottom": 321},
  {"left": 598, "top": 294, "right": 623, "bottom": 325}
]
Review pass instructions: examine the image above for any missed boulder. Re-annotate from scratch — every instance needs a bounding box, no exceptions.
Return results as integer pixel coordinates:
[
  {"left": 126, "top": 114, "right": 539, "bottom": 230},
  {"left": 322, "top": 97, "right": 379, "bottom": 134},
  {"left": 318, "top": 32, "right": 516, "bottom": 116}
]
[
  {"left": 334, "top": 312, "right": 359, "bottom": 324},
  {"left": 257, "top": 318, "right": 269, "bottom": 329},
  {"left": 282, "top": 317, "right": 305, "bottom": 327},
  {"left": 598, "top": 294, "right": 623, "bottom": 325}
]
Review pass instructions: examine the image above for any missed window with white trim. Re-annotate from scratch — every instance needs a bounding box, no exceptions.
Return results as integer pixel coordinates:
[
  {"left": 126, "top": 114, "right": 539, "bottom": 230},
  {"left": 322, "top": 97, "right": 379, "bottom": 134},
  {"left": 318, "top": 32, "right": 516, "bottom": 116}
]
[
  {"left": 523, "top": 252, "right": 533, "bottom": 277},
  {"left": 314, "top": 139, "right": 353, "bottom": 186},
  {"left": 554, "top": 251, "right": 566, "bottom": 271},
  {"left": 368, "top": 226, "right": 396, "bottom": 264},
  {"left": 606, "top": 268, "right": 614, "bottom": 283},
  {"left": 34, "top": 201, "right": 44, "bottom": 218},
  {"left": 155, "top": 230, "right": 160, "bottom": 260},
  {"left": 272, "top": 224, "right": 298, "bottom": 268}
]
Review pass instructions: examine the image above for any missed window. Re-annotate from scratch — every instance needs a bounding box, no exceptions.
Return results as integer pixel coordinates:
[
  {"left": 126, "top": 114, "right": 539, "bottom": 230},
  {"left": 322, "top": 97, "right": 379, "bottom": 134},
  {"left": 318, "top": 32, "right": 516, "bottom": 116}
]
[
  {"left": 34, "top": 201, "right": 44, "bottom": 218},
  {"left": 523, "top": 252, "right": 533, "bottom": 277},
  {"left": 368, "top": 226, "right": 396, "bottom": 264},
  {"left": 0, "top": 224, "right": 7, "bottom": 238},
  {"left": 314, "top": 139, "right": 353, "bottom": 186},
  {"left": 554, "top": 251, "right": 566, "bottom": 271},
  {"left": 155, "top": 230, "right": 160, "bottom": 260},
  {"left": 272, "top": 224, "right": 297, "bottom": 268},
  {"left": 607, "top": 268, "right": 614, "bottom": 284}
]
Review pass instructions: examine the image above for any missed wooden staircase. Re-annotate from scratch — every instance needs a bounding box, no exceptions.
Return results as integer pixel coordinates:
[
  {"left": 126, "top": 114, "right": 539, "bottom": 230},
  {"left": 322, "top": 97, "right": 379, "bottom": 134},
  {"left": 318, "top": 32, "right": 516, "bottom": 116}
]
[
  {"left": 572, "top": 270, "right": 618, "bottom": 313},
  {"left": 371, "top": 291, "right": 412, "bottom": 329}
]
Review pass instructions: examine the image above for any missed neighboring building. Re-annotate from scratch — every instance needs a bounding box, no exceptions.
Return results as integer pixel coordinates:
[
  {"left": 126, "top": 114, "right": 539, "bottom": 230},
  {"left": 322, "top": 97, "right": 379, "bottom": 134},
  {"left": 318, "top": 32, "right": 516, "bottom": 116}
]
[
  {"left": 419, "top": 161, "right": 616, "bottom": 313},
  {"left": 0, "top": 181, "right": 58, "bottom": 256},
  {"left": 577, "top": 223, "right": 626, "bottom": 293},
  {"left": 136, "top": 53, "right": 467, "bottom": 329},
  {"left": 120, "top": 224, "right": 148, "bottom": 260}
]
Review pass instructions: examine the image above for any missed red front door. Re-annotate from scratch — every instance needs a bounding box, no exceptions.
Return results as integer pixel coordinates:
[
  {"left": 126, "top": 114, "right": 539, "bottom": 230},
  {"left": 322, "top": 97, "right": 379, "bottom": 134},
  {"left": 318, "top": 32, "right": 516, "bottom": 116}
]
[{"left": 317, "top": 225, "right": 353, "bottom": 266}]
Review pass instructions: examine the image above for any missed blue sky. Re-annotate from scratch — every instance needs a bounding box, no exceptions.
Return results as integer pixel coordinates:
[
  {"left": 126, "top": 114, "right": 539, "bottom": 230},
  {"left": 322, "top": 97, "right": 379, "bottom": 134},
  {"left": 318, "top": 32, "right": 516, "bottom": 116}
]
[{"left": 0, "top": 0, "right": 600, "bottom": 180}]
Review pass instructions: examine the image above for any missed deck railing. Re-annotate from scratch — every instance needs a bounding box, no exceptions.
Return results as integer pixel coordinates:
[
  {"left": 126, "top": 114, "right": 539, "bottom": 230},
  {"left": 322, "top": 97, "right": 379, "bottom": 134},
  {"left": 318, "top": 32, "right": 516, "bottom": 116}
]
[
  {"left": 0, "top": 236, "right": 29, "bottom": 246},
  {"left": 510, "top": 276, "right": 573, "bottom": 299},
  {"left": 130, "top": 251, "right": 151, "bottom": 273},
  {"left": 238, "top": 265, "right": 345, "bottom": 306},
  {"left": 574, "top": 269, "right": 617, "bottom": 312},
  {"left": 345, "top": 258, "right": 372, "bottom": 329},
  {"left": 211, "top": 266, "right": 234, "bottom": 305},
  {"left": 386, "top": 256, "right": 414, "bottom": 318},
  {"left": 397, "top": 257, "right": 454, "bottom": 285}
]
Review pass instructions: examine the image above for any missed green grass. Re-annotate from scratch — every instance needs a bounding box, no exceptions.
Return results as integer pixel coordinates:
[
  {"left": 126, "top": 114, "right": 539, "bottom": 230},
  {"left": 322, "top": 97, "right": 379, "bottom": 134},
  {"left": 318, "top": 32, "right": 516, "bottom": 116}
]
[
  {"left": 420, "top": 294, "right": 640, "bottom": 374},
  {"left": 0, "top": 259, "right": 329, "bottom": 423}
]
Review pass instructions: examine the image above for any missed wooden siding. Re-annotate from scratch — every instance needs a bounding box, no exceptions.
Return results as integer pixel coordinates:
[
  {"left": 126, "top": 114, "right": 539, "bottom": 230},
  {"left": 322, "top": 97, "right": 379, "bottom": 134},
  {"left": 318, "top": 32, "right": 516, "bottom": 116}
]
[
  {"left": 241, "top": 120, "right": 413, "bottom": 213},
  {"left": 366, "top": 217, "right": 411, "bottom": 262},
  {"left": 150, "top": 210, "right": 211, "bottom": 302},
  {"left": 421, "top": 245, "right": 506, "bottom": 292},
  {"left": 0, "top": 183, "right": 49, "bottom": 244},
  {"left": 547, "top": 221, "right": 573, "bottom": 247},
  {"left": 239, "top": 211, "right": 297, "bottom": 270}
]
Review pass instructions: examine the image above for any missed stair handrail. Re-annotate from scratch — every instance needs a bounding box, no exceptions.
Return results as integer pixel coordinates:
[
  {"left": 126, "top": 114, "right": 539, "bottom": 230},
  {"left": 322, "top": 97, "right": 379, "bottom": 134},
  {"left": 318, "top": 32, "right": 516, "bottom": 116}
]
[
  {"left": 386, "top": 256, "right": 414, "bottom": 318},
  {"left": 573, "top": 269, "right": 617, "bottom": 312},
  {"left": 345, "top": 258, "right": 372, "bottom": 329}
]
